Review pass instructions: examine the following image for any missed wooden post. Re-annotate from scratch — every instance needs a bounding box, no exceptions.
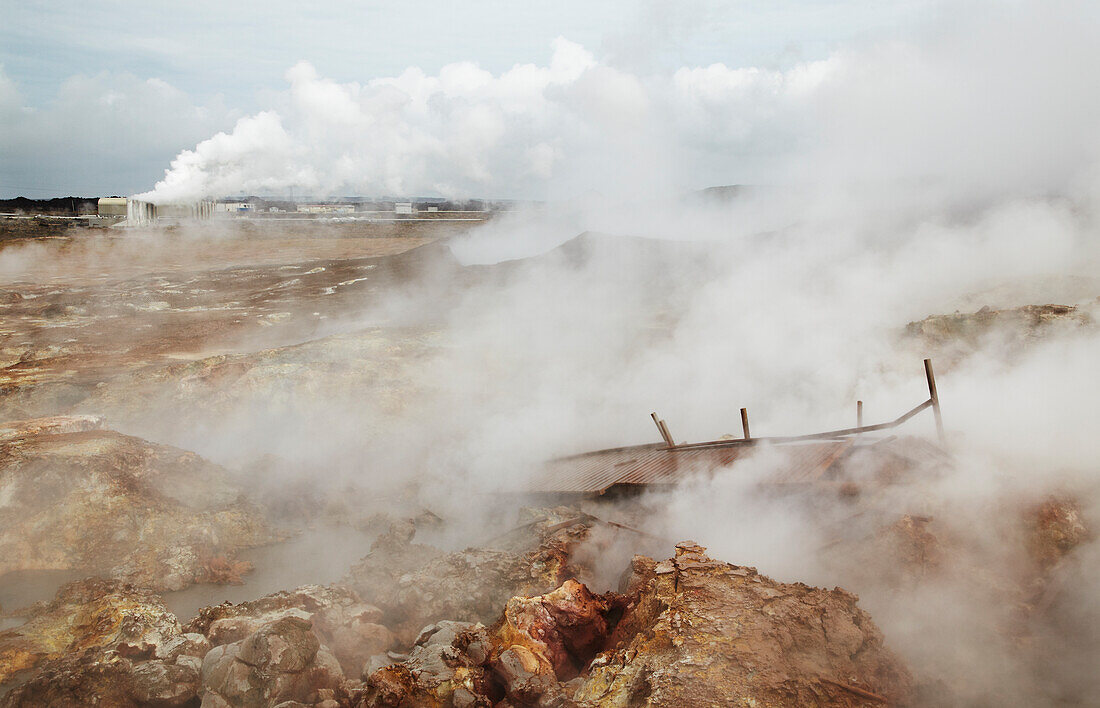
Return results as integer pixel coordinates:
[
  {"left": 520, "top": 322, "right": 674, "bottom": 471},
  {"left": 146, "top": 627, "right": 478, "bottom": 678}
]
[
  {"left": 650, "top": 412, "right": 665, "bottom": 443},
  {"left": 857, "top": 400, "right": 863, "bottom": 428},
  {"left": 924, "top": 359, "right": 946, "bottom": 446},
  {"left": 651, "top": 412, "right": 674, "bottom": 447},
  {"left": 740, "top": 408, "right": 751, "bottom": 440},
  {"left": 659, "top": 420, "right": 675, "bottom": 447}
]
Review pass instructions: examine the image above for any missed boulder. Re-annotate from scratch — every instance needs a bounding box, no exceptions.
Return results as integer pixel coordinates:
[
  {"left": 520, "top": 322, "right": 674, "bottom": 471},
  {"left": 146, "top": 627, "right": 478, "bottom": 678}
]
[
  {"left": 1028, "top": 497, "right": 1088, "bottom": 572},
  {"left": 360, "top": 621, "right": 494, "bottom": 707},
  {"left": 489, "top": 579, "right": 609, "bottom": 704},
  {"left": 345, "top": 515, "right": 592, "bottom": 644},
  {"left": 187, "top": 584, "right": 392, "bottom": 677},
  {"left": 200, "top": 616, "right": 344, "bottom": 707}
]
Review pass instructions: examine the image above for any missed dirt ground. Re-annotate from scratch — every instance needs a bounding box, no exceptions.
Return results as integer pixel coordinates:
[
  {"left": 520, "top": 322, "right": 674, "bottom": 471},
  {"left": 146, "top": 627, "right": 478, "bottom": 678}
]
[
  {"left": 0, "top": 221, "right": 468, "bottom": 423},
  {"left": 0, "top": 218, "right": 467, "bottom": 278}
]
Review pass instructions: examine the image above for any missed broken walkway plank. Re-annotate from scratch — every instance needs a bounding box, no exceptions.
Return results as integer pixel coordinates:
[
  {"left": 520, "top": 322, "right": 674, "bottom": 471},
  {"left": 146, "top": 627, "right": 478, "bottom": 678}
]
[{"left": 530, "top": 439, "right": 853, "bottom": 495}]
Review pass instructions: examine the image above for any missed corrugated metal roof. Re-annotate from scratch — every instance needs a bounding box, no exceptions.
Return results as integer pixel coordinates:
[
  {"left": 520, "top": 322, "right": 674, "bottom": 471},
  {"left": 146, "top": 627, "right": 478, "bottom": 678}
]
[{"left": 530, "top": 439, "right": 853, "bottom": 495}]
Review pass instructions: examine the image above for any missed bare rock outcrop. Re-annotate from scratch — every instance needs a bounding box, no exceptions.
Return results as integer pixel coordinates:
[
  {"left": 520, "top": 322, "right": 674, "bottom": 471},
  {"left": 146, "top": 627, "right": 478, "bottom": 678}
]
[
  {"left": 359, "top": 542, "right": 912, "bottom": 707},
  {"left": 0, "top": 422, "right": 277, "bottom": 591},
  {"left": 200, "top": 615, "right": 345, "bottom": 707},
  {"left": 905, "top": 303, "right": 1093, "bottom": 367},
  {"left": 0, "top": 581, "right": 368, "bottom": 707},
  {"left": 489, "top": 579, "right": 609, "bottom": 703},
  {"left": 2, "top": 650, "right": 203, "bottom": 708},
  {"left": 186, "top": 585, "right": 394, "bottom": 679},
  {"left": 0, "top": 578, "right": 185, "bottom": 685},
  {"left": 576, "top": 542, "right": 913, "bottom": 707},
  {"left": 345, "top": 516, "right": 591, "bottom": 644},
  {"left": 1027, "top": 496, "right": 1089, "bottom": 573},
  {"left": 360, "top": 621, "right": 495, "bottom": 707},
  {"left": 0, "top": 414, "right": 104, "bottom": 442},
  {"left": 0, "top": 578, "right": 208, "bottom": 707}
]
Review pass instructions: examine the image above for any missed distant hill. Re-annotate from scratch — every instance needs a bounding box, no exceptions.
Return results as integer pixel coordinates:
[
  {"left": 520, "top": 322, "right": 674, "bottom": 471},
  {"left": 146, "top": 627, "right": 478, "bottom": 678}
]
[
  {"left": 687, "top": 185, "right": 764, "bottom": 204},
  {"left": 0, "top": 197, "right": 101, "bottom": 215}
]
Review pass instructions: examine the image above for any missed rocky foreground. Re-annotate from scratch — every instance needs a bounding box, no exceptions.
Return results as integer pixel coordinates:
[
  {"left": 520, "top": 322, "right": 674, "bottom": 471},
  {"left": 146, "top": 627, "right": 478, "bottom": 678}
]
[
  {"left": 1, "top": 481, "right": 1089, "bottom": 707},
  {"left": 0, "top": 523, "right": 912, "bottom": 707},
  {"left": 2, "top": 230, "right": 1096, "bottom": 706}
]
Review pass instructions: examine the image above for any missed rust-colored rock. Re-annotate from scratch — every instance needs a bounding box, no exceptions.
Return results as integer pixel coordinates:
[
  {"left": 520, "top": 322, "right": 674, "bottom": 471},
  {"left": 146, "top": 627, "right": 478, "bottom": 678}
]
[
  {"left": 359, "top": 542, "right": 912, "bottom": 707},
  {"left": 1027, "top": 497, "right": 1088, "bottom": 572},
  {"left": 486, "top": 579, "right": 610, "bottom": 705},
  {"left": 345, "top": 516, "right": 592, "bottom": 644},
  {"left": 196, "top": 556, "right": 255, "bottom": 586},
  {"left": 574, "top": 542, "right": 913, "bottom": 707},
  {"left": 491, "top": 580, "right": 608, "bottom": 682},
  {"left": 884, "top": 514, "right": 942, "bottom": 583}
]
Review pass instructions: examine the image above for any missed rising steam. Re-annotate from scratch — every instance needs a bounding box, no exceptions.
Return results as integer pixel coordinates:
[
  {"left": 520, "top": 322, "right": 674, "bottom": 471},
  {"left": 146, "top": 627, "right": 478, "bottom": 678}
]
[
  {"left": 85, "top": 1, "right": 1100, "bottom": 704},
  {"left": 139, "top": 2, "right": 1100, "bottom": 208}
]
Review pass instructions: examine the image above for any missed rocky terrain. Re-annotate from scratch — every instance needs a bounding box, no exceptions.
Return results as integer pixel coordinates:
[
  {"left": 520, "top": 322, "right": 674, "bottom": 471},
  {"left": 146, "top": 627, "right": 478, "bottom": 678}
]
[
  {"left": 0, "top": 415, "right": 275, "bottom": 592},
  {"left": 1, "top": 489, "right": 1088, "bottom": 705},
  {"left": 0, "top": 530, "right": 913, "bottom": 707},
  {"left": 905, "top": 302, "right": 1096, "bottom": 368},
  {"left": 1, "top": 223, "right": 1096, "bottom": 705}
]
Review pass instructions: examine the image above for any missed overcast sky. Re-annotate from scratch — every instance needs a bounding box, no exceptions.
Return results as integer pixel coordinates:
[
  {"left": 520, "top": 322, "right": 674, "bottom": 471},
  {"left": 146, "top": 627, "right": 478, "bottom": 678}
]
[
  {"left": 5, "top": 0, "right": 1089, "bottom": 203},
  {"left": 0, "top": 0, "right": 952, "bottom": 198}
]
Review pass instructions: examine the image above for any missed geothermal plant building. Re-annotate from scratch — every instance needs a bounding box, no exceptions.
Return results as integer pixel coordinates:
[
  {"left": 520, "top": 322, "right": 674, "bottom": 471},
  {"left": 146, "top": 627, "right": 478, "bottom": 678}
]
[{"left": 97, "top": 197, "right": 215, "bottom": 223}]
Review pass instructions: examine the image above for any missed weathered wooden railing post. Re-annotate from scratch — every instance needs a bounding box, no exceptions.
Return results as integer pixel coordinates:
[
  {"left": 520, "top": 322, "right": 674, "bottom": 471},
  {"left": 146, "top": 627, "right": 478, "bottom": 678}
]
[
  {"left": 651, "top": 412, "right": 675, "bottom": 447},
  {"left": 924, "top": 359, "right": 946, "bottom": 446}
]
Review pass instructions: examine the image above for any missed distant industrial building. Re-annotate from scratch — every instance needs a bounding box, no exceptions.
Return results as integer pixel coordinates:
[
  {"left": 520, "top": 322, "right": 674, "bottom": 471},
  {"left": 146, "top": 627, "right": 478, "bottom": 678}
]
[
  {"left": 129, "top": 199, "right": 214, "bottom": 223},
  {"left": 215, "top": 202, "right": 255, "bottom": 214},
  {"left": 98, "top": 197, "right": 214, "bottom": 224},
  {"left": 96, "top": 198, "right": 128, "bottom": 217},
  {"left": 296, "top": 204, "right": 354, "bottom": 214},
  {"left": 94, "top": 195, "right": 494, "bottom": 224}
]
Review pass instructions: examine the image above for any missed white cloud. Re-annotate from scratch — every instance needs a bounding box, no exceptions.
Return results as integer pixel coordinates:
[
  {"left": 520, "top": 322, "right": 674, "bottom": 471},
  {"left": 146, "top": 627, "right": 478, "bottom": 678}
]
[
  {"left": 138, "top": 37, "right": 829, "bottom": 202},
  {"left": 136, "top": 2, "right": 1100, "bottom": 203},
  {"left": 525, "top": 142, "right": 561, "bottom": 178},
  {"left": 5, "top": 1, "right": 1099, "bottom": 203}
]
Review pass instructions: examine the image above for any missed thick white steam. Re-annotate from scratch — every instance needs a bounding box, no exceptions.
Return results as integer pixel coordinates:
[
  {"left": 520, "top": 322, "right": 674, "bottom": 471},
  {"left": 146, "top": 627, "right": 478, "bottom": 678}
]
[
  {"left": 138, "top": 2, "right": 1100, "bottom": 206},
  {"left": 49, "top": 3, "right": 1096, "bottom": 702}
]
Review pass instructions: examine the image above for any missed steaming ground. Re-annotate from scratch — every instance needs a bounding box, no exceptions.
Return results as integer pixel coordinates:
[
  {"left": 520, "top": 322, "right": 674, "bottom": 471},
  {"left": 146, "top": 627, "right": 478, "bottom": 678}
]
[
  {"left": 1, "top": 195, "right": 1099, "bottom": 704},
  {"left": 3, "top": 0, "right": 1100, "bottom": 702}
]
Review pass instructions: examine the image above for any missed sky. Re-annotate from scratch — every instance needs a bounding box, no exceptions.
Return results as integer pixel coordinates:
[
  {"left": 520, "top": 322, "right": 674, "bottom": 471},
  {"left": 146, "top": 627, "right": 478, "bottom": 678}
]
[{"left": 0, "top": 0, "right": 952, "bottom": 199}]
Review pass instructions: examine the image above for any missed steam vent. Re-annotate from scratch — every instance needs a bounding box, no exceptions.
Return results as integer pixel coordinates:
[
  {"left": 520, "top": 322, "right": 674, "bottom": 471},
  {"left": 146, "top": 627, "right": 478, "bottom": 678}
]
[{"left": 4, "top": 2, "right": 1100, "bottom": 705}]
